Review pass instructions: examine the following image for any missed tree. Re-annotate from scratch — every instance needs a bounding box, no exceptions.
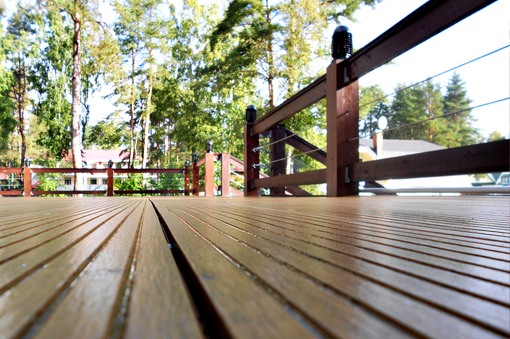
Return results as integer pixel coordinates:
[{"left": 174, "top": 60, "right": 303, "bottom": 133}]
[
  {"left": 112, "top": 0, "right": 174, "bottom": 169},
  {"left": 440, "top": 72, "right": 480, "bottom": 147}
]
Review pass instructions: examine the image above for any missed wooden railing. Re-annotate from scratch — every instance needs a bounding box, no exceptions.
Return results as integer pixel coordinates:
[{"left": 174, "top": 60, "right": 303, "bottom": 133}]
[
  {"left": 191, "top": 153, "right": 231, "bottom": 196},
  {"left": 244, "top": 0, "right": 508, "bottom": 197},
  {"left": 0, "top": 167, "right": 190, "bottom": 197}
]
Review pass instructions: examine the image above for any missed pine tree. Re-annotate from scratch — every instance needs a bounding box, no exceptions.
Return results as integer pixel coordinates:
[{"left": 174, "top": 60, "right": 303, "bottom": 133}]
[{"left": 441, "top": 73, "right": 480, "bottom": 147}]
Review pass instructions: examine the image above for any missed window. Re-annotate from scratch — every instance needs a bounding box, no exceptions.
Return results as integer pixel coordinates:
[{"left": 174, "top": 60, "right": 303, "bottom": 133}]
[
  {"left": 90, "top": 178, "right": 97, "bottom": 185},
  {"left": 64, "top": 178, "right": 72, "bottom": 185},
  {"left": 501, "top": 175, "right": 509, "bottom": 184}
]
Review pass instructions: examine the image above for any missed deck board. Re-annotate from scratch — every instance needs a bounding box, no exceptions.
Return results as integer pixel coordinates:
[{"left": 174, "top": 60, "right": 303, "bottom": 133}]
[{"left": 0, "top": 196, "right": 508, "bottom": 338}]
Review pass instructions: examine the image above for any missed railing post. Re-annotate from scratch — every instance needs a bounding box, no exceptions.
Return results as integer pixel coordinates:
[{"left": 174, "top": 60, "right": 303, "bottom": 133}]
[
  {"left": 192, "top": 153, "right": 199, "bottom": 196},
  {"left": 221, "top": 153, "right": 230, "bottom": 196},
  {"left": 326, "top": 60, "right": 359, "bottom": 197},
  {"left": 23, "top": 167, "right": 31, "bottom": 198},
  {"left": 205, "top": 153, "right": 214, "bottom": 197},
  {"left": 270, "top": 124, "right": 286, "bottom": 195},
  {"left": 244, "top": 105, "right": 260, "bottom": 196},
  {"left": 184, "top": 162, "right": 190, "bottom": 196},
  {"left": 107, "top": 168, "right": 114, "bottom": 197}
]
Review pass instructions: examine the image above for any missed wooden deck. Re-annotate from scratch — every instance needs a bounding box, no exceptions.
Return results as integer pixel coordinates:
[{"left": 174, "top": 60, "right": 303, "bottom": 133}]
[{"left": 0, "top": 196, "right": 508, "bottom": 338}]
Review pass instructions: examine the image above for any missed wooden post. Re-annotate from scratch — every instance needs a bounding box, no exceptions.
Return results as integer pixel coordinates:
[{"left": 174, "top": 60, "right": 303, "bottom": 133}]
[
  {"left": 270, "top": 124, "right": 286, "bottom": 195},
  {"left": 192, "top": 162, "right": 199, "bottom": 196},
  {"left": 326, "top": 60, "right": 359, "bottom": 196},
  {"left": 204, "top": 153, "right": 214, "bottom": 197},
  {"left": 107, "top": 168, "right": 114, "bottom": 197},
  {"left": 221, "top": 153, "right": 230, "bottom": 196},
  {"left": 184, "top": 169, "right": 190, "bottom": 196},
  {"left": 23, "top": 167, "right": 31, "bottom": 198},
  {"left": 244, "top": 123, "right": 260, "bottom": 196}
]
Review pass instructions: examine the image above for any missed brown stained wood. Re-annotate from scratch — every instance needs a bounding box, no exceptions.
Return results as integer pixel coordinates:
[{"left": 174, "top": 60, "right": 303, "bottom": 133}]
[
  {"left": 0, "top": 199, "right": 141, "bottom": 337},
  {"left": 161, "top": 203, "right": 414, "bottom": 339},
  {"left": 350, "top": 140, "right": 510, "bottom": 181},
  {"left": 31, "top": 168, "right": 107, "bottom": 174},
  {"left": 114, "top": 168, "right": 184, "bottom": 174},
  {"left": 0, "top": 201, "right": 128, "bottom": 247},
  {"left": 33, "top": 190, "right": 106, "bottom": 195},
  {"left": 115, "top": 190, "right": 183, "bottom": 195},
  {"left": 107, "top": 168, "right": 114, "bottom": 197},
  {"left": 209, "top": 205, "right": 509, "bottom": 304},
  {"left": 326, "top": 60, "right": 340, "bottom": 197},
  {"left": 285, "top": 129, "right": 327, "bottom": 165},
  {"left": 184, "top": 168, "right": 191, "bottom": 196},
  {"left": 270, "top": 125, "right": 286, "bottom": 196},
  {"left": 195, "top": 157, "right": 206, "bottom": 168},
  {"left": 336, "top": 80, "right": 359, "bottom": 196},
  {"left": 254, "top": 169, "right": 326, "bottom": 188},
  {"left": 205, "top": 153, "right": 214, "bottom": 197},
  {"left": 170, "top": 199, "right": 509, "bottom": 338},
  {"left": 284, "top": 185, "right": 312, "bottom": 196},
  {"left": 125, "top": 201, "right": 204, "bottom": 339},
  {"left": 221, "top": 154, "right": 231, "bottom": 197},
  {"left": 244, "top": 124, "right": 259, "bottom": 196},
  {"left": 30, "top": 200, "right": 146, "bottom": 339},
  {"left": 152, "top": 199, "right": 318, "bottom": 339},
  {"left": 0, "top": 168, "right": 23, "bottom": 174},
  {"left": 0, "top": 201, "right": 139, "bottom": 289},
  {"left": 23, "top": 167, "right": 31, "bottom": 198},
  {"left": 252, "top": 78, "right": 327, "bottom": 135},
  {"left": 192, "top": 162, "right": 199, "bottom": 197},
  {"left": 0, "top": 191, "right": 23, "bottom": 196}
]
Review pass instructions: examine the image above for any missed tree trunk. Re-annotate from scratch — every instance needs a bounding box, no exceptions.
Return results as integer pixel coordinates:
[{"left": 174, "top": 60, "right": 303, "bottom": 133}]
[
  {"left": 71, "top": 10, "right": 83, "bottom": 193},
  {"left": 142, "top": 49, "right": 153, "bottom": 169},
  {"left": 15, "top": 60, "right": 26, "bottom": 167},
  {"left": 129, "top": 51, "right": 136, "bottom": 168},
  {"left": 266, "top": 0, "right": 274, "bottom": 109}
]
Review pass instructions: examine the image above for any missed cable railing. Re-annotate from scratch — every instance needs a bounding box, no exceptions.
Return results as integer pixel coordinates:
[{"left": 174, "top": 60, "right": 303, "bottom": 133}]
[{"left": 243, "top": 0, "right": 509, "bottom": 197}]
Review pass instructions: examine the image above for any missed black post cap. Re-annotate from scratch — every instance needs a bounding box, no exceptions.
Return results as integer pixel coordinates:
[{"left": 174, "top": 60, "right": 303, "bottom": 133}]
[
  {"left": 332, "top": 25, "right": 352, "bottom": 60},
  {"left": 192, "top": 153, "right": 199, "bottom": 162},
  {"left": 206, "top": 141, "right": 213, "bottom": 153},
  {"left": 246, "top": 105, "right": 257, "bottom": 123}
]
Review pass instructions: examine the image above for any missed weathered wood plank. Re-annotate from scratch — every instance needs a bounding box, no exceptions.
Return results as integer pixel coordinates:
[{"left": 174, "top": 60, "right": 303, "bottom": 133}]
[
  {"left": 152, "top": 199, "right": 318, "bottom": 338},
  {"left": 0, "top": 200, "right": 141, "bottom": 337},
  {"left": 176, "top": 199, "right": 508, "bottom": 337},
  {"left": 125, "top": 202, "right": 204, "bottom": 339}
]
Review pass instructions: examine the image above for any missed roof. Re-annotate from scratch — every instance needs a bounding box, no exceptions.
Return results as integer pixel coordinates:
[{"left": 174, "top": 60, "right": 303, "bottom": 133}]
[
  {"left": 359, "top": 139, "right": 445, "bottom": 159},
  {"left": 82, "top": 150, "right": 130, "bottom": 163}
]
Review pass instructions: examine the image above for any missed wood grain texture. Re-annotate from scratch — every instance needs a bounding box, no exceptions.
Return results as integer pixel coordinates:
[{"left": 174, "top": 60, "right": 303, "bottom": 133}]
[{"left": 1, "top": 196, "right": 508, "bottom": 339}]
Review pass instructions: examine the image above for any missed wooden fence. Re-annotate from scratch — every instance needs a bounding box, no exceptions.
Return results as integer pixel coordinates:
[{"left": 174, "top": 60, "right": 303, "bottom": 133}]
[
  {"left": 244, "top": 0, "right": 509, "bottom": 197},
  {"left": 0, "top": 153, "right": 233, "bottom": 197}
]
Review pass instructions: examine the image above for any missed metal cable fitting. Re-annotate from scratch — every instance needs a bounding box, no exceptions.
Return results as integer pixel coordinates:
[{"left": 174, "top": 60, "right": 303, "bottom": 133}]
[{"left": 252, "top": 164, "right": 271, "bottom": 169}]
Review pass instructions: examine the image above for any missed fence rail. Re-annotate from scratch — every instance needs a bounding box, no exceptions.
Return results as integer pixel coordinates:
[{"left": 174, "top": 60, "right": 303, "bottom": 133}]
[{"left": 244, "top": 0, "right": 507, "bottom": 197}]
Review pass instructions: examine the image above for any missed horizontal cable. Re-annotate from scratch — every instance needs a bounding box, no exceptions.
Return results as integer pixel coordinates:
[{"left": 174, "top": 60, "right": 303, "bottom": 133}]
[
  {"left": 348, "top": 97, "right": 510, "bottom": 142},
  {"left": 338, "top": 44, "right": 510, "bottom": 119},
  {"left": 268, "top": 146, "right": 327, "bottom": 165},
  {"left": 253, "top": 124, "right": 318, "bottom": 151}
]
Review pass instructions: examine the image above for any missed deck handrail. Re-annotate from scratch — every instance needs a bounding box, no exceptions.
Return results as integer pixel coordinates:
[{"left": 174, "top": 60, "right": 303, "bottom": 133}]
[{"left": 244, "top": 0, "right": 504, "bottom": 197}]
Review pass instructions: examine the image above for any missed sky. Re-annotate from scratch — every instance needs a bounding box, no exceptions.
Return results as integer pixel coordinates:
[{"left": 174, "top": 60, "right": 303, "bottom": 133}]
[{"left": 2, "top": 0, "right": 509, "bottom": 139}]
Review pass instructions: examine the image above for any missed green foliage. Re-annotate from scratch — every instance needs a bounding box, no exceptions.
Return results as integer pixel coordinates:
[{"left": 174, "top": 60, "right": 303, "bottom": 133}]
[
  {"left": 87, "top": 111, "right": 129, "bottom": 149},
  {"left": 489, "top": 131, "right": 506, "bottom": 142},
  {"left": 364, "top": 74, "right": 480, "bottom": 148},
  {"left": 114, "top": 173, "right": 143, "bottom": 194}
]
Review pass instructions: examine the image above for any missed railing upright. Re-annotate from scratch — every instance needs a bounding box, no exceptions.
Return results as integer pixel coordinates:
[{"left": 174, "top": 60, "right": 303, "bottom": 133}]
[
  {"left": 270, "top": 124, "right": 286, "bottom": 196},
  {"left": 23, "top": 167, "right": 31, "bottom": 198},
  {"left": 221, "top": 153, "right": 230, "bottom": 196},
  {"left": 244, "top": 106, "right": 260, "bottom": 196}
]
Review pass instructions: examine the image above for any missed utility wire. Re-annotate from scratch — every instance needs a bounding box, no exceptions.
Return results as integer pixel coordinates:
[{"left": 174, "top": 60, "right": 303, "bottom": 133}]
[
  {"left": 338, "top": 44, "right": 510, "bottom": 119},
  {"left": 348, "top": 97, "right": 510, "bottom": 142}
]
